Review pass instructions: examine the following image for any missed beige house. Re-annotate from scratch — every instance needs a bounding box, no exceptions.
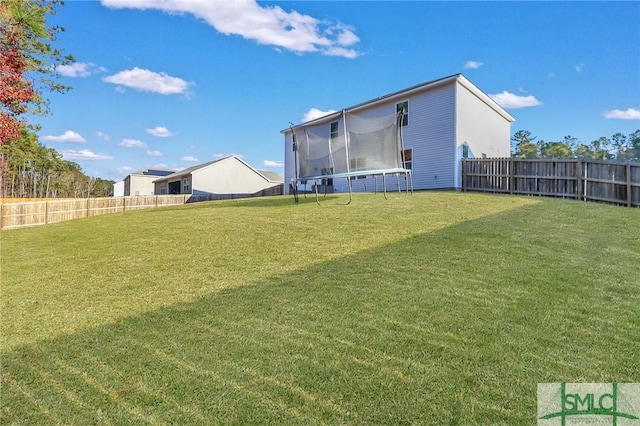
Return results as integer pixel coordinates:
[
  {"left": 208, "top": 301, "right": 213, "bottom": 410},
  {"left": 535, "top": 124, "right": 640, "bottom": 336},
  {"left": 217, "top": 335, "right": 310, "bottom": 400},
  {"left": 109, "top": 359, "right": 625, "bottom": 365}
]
[
  {"left": 153, "top": 155, "right": 283, "bottom": 199},
  {"left": 114, "top": 169, "right": 174, "bottom": 196}
]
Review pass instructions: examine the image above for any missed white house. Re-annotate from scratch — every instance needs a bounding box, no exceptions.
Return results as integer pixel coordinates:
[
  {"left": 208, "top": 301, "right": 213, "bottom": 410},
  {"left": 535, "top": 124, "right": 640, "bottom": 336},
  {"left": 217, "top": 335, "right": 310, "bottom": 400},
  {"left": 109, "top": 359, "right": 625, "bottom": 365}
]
[
  {"left": 114, "top": 169, "right": 174, "bottom": 196},
  {"left": 282, "top": 73, "right": 515, "bottom": 194},
  {"left": 152, "top": 155, "right": 283, "bottom": 198},
  {"left": 113, "top": 180, "right": 125, "bottom": 197}
]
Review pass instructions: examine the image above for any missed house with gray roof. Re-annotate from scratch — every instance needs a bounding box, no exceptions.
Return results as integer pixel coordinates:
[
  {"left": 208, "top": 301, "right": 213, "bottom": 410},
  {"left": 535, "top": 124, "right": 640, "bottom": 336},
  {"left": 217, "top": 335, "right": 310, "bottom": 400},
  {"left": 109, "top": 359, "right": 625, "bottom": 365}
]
[
  {"left": 114, "top": 169, "right": 175, "bottom": 196},
  {"left": 283, "top": 73, "right": 515, "bottom": 194},
  {"left": 152, "top": 155, "right": 283, "bottom": 199}
]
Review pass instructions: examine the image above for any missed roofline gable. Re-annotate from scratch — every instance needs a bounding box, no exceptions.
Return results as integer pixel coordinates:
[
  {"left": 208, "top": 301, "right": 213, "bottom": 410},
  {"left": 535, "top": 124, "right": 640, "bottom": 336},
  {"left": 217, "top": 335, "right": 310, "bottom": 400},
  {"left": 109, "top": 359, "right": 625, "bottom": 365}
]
[
  {"left": 151, "top": 155, "right": 280, "bottom": 184},
  {"left": 282, "top": 73, "right": 514, "bottom": 133}
]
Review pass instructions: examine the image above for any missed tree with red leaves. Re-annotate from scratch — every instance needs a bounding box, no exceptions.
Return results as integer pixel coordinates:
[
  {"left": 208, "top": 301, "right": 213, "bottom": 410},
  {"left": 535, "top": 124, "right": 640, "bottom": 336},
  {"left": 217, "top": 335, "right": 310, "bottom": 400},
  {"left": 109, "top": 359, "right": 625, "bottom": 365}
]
[
  {"left": 1, "top": 0, "right": 72, "bottom": 145},
  {"left": 1, "top": 29, "right": 36, "bottom": 143}
]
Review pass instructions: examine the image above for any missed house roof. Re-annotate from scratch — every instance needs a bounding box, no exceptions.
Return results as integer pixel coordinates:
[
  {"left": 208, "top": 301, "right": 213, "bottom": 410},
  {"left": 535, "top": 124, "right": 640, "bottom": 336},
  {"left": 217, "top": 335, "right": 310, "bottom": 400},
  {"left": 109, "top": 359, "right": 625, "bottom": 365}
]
[
  {"left": 129, "top": 168, "right": 174, "bottom": 177},
  {"left": 257, "top": 170, "right": 284, "bottom": 183},
  {"left": 152, "top": 155, "right": 282, "bottom": 184},
  {"left": 283, "top": 73, "right": 515, "bottom": 132},
  {"left": 157, "top": 157, "right": 229, "bottom": 181}
]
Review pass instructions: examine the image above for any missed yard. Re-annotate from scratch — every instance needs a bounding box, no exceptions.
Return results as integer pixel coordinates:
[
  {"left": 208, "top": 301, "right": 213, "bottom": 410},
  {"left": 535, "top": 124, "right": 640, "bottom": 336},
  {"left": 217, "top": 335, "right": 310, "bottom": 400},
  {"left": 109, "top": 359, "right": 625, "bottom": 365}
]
[{"left": 1, "top": 192, "right": 638, "bottom": 424}]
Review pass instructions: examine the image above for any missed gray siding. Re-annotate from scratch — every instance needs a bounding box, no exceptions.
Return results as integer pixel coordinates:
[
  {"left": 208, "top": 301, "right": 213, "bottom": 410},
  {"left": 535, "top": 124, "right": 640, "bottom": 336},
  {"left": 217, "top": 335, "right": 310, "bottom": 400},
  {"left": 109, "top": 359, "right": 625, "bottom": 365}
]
[
  {"left": 454, "top": 82, "right": 512, "bottom": 187},
  {"left": 405, "top": 84, "right": 456, "bottom": 190},
  {"left": 284, "top": 132, "right": 296, "bottom": 192}
]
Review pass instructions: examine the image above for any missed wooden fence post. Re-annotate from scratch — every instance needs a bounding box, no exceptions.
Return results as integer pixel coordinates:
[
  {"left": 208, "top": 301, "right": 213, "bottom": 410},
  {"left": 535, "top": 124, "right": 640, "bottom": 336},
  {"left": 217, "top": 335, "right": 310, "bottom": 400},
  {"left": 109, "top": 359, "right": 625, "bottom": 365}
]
[
  {"left": 461, "top": 159, "right": 467, "bottom": 192},
  {"left": 576, "top": 160, "right": 583, "bottom": 201},
  {"left": 626, "top": 163, "right": 632, "bottom": 208},
  {"left": 0, "top": 203, "right": 3, "bottom": 230},
  {"left": 45, "top": 201, "right": 49, "bottom": 224},
  {"left": 509, "top": 158, "right": 514, "bottom": 195}
]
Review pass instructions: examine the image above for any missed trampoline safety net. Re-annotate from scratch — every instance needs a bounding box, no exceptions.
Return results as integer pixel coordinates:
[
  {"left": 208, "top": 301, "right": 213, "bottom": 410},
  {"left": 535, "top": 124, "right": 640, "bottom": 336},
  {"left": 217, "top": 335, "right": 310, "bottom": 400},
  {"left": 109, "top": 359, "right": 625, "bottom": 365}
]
[{"left": 291, "top": 110, "right": 412, "bottom": 204}]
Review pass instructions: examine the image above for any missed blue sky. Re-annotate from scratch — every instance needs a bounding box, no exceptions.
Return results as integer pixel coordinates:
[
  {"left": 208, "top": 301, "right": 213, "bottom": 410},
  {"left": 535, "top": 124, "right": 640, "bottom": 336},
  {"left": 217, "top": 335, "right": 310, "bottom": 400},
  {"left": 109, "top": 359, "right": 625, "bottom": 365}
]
[{"left": 36, "top": 0, "right": 640, "bottom": 181}]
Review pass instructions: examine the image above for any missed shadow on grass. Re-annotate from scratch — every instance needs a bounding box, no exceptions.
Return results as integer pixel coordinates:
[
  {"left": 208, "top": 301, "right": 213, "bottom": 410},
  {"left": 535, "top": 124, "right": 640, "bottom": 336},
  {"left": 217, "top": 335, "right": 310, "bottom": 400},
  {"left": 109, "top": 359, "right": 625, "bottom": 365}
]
[{"left": 2, "top": 202, "right": 639, "bottom": 424}]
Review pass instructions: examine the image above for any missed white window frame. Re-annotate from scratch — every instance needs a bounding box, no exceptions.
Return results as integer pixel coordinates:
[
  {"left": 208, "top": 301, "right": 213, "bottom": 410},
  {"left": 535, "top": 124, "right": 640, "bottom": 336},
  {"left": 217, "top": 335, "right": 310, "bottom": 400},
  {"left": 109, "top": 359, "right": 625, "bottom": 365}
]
[
  {"left": 330, "top": 121, "right": 339, "bottom": 138},
  {"left": 402, "top": 148, "right": 412, "bottom": 170},
  {"left": 396, "top": 100, "right": 409, "bottom": 127}
]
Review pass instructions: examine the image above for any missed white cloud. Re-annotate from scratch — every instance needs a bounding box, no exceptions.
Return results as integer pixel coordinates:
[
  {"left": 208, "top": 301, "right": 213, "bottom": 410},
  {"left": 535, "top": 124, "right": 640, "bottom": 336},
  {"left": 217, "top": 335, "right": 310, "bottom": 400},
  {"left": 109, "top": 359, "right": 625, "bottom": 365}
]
[
  {"left": 96, "top": 131, "right": 111, "bottom": 141},
  {"left": 489, "top": 91, "right": 542, "bottom": 109},
  {"left": 118, "top": 166, "right": 134, "bottom": 174},
  {"left": 181, "top": 156, "right": 199, "bottom": 162},
  {"left": 55, "top": 62, "right": 105, "bottom": 77},
  {"left": 118, "top": 138, "right": 147, "bottom": 148},
  {"left": 264, "top": 160, "right": 284, "bottom": 168},
  {"left": 41, "top": 130, "right": 86, "bottom": 143},
  {"left": 574, "top": 63, "right": 584, "bottom": 73},
  {"left": 146, "top": 150, "right": 163, "bottom": 157},
  {"left": 464, "top": 60, "right": 484, "bottom": 69},
  {"left": 146, "top": 126, "right": 175, "bottom": 137},
  {"left": 101, "top": 0, "right": 361, "bottom": 58},
  {"left": 602, "top": 108, "right": 640, "bottom": 120},
  {"left": 60, "top": 149, "right": 113, "bottom": 161},
  {"left": 103, "top": 67, "right": 192, "bottom": 95},
  {"left": 301, "top": 108, "right": 337, "bottom": 123}
]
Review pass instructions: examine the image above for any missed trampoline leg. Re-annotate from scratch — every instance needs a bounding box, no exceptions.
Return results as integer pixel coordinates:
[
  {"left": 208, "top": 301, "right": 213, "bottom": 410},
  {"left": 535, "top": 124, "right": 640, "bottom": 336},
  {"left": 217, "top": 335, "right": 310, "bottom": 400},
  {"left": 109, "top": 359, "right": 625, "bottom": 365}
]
[
  {"left": 410, "top": 172, "right": 414, "bottom": 194},
  {"left": 339, "top": 176, "right": 353, "bottom": 205},
  {"left": 314, "top": 180, "right": 321, "bottom": 206},
  {"left": 383, "top": 173, "right": 388, "bottom": 200},
  {"left": 396, "top": 173, "right": 401, "bottom": 193}
]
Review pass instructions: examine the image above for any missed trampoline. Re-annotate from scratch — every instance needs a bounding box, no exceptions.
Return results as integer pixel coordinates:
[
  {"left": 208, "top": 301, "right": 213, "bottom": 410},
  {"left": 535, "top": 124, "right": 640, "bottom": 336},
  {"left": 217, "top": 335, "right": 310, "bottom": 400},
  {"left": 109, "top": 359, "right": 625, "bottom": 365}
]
[{"left": 290, "top": 110, "right": 413, "bottom": 205}]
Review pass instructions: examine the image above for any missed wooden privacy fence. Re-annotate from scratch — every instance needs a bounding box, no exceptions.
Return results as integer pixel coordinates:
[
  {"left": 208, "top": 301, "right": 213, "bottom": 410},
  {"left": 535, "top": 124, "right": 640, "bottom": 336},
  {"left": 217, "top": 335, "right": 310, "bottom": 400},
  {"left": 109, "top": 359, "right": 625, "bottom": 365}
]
[
  {"left": 0, "top": 195, "right": 191, "bottom": 230},
  {"left": 462, "top": 158, "right": 640, "bottom": 207}
]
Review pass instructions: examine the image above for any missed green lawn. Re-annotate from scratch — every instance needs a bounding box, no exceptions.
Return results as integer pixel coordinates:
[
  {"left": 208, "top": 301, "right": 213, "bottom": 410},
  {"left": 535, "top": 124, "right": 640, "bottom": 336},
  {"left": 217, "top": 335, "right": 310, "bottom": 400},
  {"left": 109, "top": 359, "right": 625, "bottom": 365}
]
[{"left": 1, "top": 192, "right": 638, "bottom": 424}]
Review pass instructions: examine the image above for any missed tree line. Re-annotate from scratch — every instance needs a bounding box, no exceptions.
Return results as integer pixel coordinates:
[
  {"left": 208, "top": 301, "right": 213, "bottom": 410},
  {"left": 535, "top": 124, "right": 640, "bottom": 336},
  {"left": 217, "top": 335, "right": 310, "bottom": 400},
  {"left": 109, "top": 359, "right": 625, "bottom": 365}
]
[
  {"left": 512, "top": 129, "right": 640, "bottom": 161},
  {"left": 0, "top": 130, "right": 114, "bottom": 198}
]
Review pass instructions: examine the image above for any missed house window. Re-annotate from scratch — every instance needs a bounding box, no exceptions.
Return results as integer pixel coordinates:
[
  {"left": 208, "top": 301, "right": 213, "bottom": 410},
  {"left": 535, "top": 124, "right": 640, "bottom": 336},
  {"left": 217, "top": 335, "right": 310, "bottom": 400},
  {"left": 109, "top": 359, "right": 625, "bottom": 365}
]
[
  {"left": 402, "top": 149, "right": 412, "bottom": 170},
  {"left": 182, "top": 177, "right": 190, "bottom": 193},
  {"left": 321, "top": 167, "right": 333, "bottom": 186},
  {"left": 330, "top": 121, "right": 339, "bottom": 138},
  {"left": 350, "top": 157, "right": 367, "bottom": 172},
  {"left": 462, "top": 144, "right": 469, "bottom": 159},
  {"left": 396, "top": 101, "right": 409, "bottom": 126}
]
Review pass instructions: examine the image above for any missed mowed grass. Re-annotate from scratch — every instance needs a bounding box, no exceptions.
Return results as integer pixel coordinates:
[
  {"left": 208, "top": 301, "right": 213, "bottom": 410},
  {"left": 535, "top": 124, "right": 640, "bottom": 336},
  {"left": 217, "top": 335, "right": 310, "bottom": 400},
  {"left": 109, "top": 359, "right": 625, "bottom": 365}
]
[{"left": 1, "top": 192, "right": 638, "bottom": 424}]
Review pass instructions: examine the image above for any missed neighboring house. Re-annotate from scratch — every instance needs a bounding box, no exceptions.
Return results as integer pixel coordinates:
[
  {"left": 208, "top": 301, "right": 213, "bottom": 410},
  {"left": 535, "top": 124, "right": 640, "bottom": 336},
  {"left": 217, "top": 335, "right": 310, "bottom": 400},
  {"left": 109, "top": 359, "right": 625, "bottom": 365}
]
[
  {"left": 114, "top": 169, "right": 175, "bottom": 196},
  {"left": 113, "top": 180, "right": 125, "bottom": 197},
  {"left": 153, "top": 155, "right": 284, "bottom": 198},
  {"left": 282, "top": 73, "right": 515, "bottom": 194}
]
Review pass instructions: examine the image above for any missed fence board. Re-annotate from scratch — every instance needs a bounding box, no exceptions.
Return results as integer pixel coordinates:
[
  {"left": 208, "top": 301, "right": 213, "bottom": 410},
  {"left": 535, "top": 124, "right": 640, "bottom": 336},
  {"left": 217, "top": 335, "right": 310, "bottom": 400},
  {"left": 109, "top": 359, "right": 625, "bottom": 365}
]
[{"left": 462, "top": 158, "right": 640, "bottom": 207}]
